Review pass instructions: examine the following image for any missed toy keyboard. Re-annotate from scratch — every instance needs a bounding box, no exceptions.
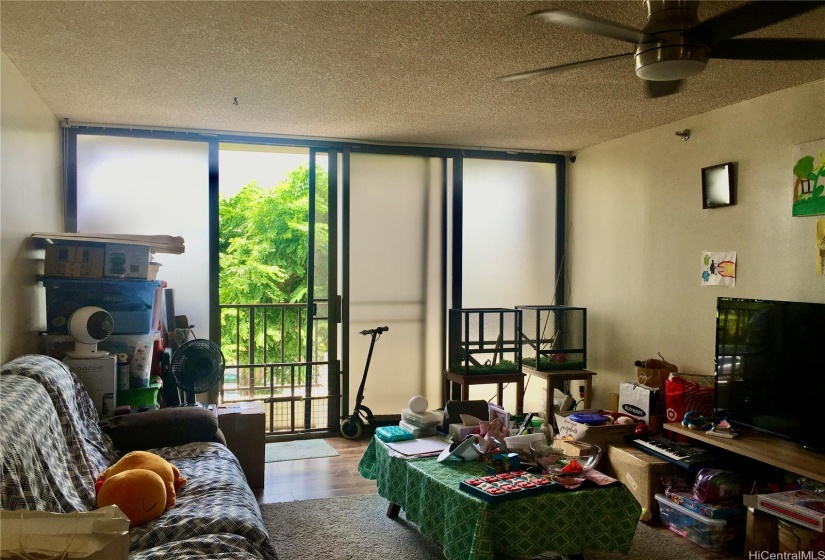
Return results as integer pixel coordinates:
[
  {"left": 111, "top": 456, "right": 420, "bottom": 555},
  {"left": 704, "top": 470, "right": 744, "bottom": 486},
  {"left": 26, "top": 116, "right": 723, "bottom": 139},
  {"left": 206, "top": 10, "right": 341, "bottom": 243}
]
[{"left": 459, "top": 470, "right": 556, "bottom": 503}]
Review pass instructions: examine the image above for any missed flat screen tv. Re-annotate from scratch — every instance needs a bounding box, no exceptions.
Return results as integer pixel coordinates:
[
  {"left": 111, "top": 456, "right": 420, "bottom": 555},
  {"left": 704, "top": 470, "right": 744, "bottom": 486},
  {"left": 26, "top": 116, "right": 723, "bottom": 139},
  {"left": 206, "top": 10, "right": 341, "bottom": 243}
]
[{"left": 715, "top": 297, "right": 825, "bottom": 452}]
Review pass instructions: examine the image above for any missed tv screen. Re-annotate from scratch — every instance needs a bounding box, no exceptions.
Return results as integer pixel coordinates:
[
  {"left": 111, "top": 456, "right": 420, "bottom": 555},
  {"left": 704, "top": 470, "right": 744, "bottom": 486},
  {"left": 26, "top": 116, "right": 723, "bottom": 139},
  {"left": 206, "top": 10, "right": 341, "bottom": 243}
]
[{"left": 715, "top": 297, "right": 825, "bottom": 451}]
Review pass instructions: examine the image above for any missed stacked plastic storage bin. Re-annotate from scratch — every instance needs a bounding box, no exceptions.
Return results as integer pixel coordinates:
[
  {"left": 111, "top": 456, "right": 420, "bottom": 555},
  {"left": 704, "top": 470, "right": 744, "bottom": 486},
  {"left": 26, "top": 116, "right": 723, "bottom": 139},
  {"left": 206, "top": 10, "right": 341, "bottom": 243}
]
[
  {"left": 41, "top": 240, "right": 165, "bottom": 408},
  {"left": 656, "top": 469, "right": 746, "bottom": 552}
]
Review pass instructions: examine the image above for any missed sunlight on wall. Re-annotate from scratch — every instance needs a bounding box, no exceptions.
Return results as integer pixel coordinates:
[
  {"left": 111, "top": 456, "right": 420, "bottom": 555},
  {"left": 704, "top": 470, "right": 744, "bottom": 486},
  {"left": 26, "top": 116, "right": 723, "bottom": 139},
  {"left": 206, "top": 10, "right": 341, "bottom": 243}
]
[{"left": 77, "top": 136, "right": 210, "bottom": 335}]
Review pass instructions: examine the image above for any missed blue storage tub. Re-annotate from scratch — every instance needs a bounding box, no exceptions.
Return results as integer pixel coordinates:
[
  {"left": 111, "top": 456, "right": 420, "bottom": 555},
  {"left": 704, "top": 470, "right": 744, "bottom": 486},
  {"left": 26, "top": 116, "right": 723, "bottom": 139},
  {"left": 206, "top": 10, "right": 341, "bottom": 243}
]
[{"left": 43, "top": 278, "right": 161, "bottom": 334}]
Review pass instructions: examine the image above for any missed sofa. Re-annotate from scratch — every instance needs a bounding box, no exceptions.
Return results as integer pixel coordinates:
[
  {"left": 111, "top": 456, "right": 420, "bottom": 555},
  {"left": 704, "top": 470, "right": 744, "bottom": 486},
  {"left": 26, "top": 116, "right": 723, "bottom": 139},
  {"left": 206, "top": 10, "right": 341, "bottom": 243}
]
[{"left": 0, "top": 354, "right": 277, "bottom": 560}]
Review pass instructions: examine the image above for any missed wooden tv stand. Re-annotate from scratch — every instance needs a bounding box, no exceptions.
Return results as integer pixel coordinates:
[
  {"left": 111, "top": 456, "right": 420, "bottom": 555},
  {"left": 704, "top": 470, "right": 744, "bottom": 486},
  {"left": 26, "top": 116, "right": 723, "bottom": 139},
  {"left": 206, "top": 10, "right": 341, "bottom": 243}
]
[{"left": 664, "top": 423, "right": 825, "bottom": 484}]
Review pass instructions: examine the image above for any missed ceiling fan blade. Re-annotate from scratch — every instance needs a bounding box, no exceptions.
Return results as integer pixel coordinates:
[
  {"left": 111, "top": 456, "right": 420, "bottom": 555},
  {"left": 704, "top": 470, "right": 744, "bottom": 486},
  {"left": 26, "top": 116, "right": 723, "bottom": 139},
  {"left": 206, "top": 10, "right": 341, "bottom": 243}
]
[
  {"left": 529, "top": 9, "right": 657, "bottom": 44},
  {"left": 497, "top": 52, "right": 633, "bottom": 82},
  {"left": 687, "top": 1, "right": 825, "bottom": 45},
  {"left": 710, "top": 38, "right": 825, "bottom": 60},
  {"left": 645, "top": 80, "right": 684, "bottom": 99}
]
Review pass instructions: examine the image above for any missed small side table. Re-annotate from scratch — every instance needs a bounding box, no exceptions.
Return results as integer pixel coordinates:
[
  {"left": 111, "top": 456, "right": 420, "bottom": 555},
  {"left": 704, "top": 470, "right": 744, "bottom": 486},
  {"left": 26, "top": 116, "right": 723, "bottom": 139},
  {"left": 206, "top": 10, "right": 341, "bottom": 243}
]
[
  {"left": 444, "top": 370, "right": 524, "bottom": 415},
  {"left": 217, "top": 402, "right": 265, "bottom": 489},
  {"left": 525, "top": 368, "right": 597, "bottom": 420}
]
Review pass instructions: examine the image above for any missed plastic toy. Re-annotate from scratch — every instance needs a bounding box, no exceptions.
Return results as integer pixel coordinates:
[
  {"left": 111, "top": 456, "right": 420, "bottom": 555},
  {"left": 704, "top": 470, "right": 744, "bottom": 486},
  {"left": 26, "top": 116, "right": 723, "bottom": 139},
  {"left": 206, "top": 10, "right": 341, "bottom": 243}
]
[
  {"left": 95, "top": 450, "right": 186, "bottom": 526},
  {"left": 682, "top": 410, "right": 712, "bottom": 430}
]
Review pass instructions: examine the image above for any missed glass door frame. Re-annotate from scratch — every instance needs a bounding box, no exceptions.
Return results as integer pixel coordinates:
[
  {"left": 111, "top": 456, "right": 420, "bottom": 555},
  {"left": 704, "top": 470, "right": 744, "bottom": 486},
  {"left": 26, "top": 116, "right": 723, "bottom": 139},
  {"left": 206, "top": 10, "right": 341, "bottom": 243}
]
[{"left": 64, "top": 125, "right": 566, "bottom": 425}]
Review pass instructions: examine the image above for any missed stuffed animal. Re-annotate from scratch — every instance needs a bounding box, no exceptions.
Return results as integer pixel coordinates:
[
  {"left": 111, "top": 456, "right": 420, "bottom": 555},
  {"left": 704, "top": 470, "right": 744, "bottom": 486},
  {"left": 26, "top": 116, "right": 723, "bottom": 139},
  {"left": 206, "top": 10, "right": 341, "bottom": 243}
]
[{"left": 95, "top": 451, "right": 186, "bottom": 526}]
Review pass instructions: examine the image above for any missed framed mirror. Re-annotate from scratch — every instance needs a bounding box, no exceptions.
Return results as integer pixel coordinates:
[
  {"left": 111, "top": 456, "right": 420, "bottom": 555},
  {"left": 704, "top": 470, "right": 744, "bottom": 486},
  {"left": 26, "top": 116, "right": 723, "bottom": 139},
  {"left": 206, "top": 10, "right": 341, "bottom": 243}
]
[{"left": 702, "top": 162, "right": 735, "bottom": 209}]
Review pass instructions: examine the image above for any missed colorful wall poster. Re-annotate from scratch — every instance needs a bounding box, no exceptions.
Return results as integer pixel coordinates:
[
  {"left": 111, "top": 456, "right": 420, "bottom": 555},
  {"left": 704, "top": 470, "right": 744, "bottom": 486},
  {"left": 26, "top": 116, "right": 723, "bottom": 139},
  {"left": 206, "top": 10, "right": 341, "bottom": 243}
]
[
  {"left": 792, "top": 139, "right": 825, "bottom": 217},
  {"left": 701, "top": 251, "right": 736, "bottom": 287},
  {"left": 818, "top": 220, "right": 825, "bottom": 277}
]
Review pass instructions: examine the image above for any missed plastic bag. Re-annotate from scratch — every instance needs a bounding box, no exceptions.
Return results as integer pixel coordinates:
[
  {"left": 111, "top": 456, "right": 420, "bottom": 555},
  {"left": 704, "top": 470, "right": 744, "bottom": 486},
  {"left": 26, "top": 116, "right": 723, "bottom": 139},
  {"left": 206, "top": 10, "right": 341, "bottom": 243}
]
[
  {"left": 665, "top": 373, "right": 714, "bottom": 424},
  {"left": 0, "top": 505, "right": 129, "bottom": 560},
  {"left": 634, "top": 353, "right": 678, "bottom": 390},
  {"left": 692, "top": 468, "right": 743, "bottom": 503}
]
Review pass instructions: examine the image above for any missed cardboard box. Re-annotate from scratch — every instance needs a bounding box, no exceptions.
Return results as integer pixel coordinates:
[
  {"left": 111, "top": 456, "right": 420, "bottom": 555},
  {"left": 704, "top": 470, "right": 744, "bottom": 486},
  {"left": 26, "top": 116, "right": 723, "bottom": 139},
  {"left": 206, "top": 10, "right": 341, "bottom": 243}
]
[
  {"left": 607, "top": 392, "right": 620, "bottom": 412},
  {"left": 44, "top": 244, "right": 105, "bottom": 278},
  {"left": 63, "top": 356, "right": 117, "bottom": 417},
  {"left": 104, "top": 244, "right": 151, "bottom": 279},
  {"left": 606, "top": 443, "right": 674, "bottom": 520},
  {"left": 554, "top": 409, "right": 637, "bottom": 448},
  {"left": 745, "top": 508, "right": 778, "bottom": 555},
  {"left": 757, "top": 490, "right": 825, "bottom": 532}
]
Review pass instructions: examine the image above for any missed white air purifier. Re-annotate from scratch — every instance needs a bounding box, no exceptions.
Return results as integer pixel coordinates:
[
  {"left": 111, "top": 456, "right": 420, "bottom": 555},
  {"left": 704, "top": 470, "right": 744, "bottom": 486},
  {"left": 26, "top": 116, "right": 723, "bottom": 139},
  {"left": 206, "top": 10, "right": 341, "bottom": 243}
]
[{"left": 66, "top": 306, "right": 114, "bottom": 359}]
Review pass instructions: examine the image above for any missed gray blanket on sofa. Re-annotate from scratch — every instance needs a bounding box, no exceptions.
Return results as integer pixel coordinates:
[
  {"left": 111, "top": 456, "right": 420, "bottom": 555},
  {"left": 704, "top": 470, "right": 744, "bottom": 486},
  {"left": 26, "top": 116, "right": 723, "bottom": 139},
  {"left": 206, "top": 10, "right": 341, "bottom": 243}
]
[{"left": 1, "top": 354, "right": 276, "bottom": 560}]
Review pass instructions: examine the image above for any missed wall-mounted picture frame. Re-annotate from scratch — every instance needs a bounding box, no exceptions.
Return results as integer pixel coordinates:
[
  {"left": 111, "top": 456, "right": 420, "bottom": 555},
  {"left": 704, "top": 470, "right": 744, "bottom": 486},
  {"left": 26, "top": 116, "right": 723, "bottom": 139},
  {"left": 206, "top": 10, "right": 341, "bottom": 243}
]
[
  {"left": 702, "top": 162, "right": 735, "bottom": 209},
  {"left": 792, "top": 139, "right": 825, "bottom": 217}
]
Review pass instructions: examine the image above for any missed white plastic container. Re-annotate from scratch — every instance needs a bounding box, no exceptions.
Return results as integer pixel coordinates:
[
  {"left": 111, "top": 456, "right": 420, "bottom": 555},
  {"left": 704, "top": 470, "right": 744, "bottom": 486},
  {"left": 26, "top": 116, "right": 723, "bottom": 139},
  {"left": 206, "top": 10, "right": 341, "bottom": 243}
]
[
  {"left": 655, "top": 493, "right": 743, "bottom": 551},
  {"left": 42, "top": 331, "right": 160, "bottom": 383},
  {"left": 400, "top": 408, "right": 443, "bottom": 427},
  {"left": 398, "top": 420, "right": 437, "bottom": 438}
]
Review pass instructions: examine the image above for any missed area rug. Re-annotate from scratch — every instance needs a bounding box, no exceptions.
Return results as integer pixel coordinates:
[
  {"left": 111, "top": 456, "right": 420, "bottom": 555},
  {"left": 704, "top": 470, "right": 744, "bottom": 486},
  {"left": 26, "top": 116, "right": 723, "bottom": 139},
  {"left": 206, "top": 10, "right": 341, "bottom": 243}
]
[
  {"left": 264, "top": 439, "right": 339, "bottom": 462},
  {"left": 260, "top": 494, "right": 741, "bottom": 560}
]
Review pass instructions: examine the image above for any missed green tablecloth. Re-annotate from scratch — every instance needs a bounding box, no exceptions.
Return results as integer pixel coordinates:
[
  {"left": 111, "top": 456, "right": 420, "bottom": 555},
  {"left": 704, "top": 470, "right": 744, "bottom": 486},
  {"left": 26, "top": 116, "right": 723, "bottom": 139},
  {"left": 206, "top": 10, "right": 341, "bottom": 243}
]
[{"left": 358, "top": 437, "right": 641, "bottom": 560}]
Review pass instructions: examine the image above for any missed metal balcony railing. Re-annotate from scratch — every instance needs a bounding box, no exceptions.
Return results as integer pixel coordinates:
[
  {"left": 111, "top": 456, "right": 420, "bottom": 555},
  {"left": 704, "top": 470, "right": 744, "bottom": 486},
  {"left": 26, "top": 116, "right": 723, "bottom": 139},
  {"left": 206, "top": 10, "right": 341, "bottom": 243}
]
[{"left": 218, "top": 302, "right": 336, "bottom": 434}]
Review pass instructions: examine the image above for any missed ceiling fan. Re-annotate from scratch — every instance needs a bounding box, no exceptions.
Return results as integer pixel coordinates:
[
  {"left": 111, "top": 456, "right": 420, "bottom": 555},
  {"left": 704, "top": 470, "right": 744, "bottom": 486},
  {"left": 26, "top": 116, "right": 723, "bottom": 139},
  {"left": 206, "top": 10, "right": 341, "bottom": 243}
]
[{"left": 498, "top": 0, "right": 825, "bottom": 98}]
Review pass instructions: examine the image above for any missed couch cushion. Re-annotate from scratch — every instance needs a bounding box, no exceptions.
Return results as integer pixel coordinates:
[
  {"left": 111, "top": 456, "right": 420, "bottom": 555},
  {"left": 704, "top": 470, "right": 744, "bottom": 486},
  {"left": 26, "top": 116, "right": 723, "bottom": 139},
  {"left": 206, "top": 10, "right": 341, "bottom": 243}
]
[
  {"left": 100, "top": 406, "right": 225, "bottom": 453},
  {"left": 129, "top": 442, "right": 277, "bottom": 560},
  {"left": 0, "top": 375, "right": 91, "bottom": 511},
  {"left": 1, "top": 355, "right": 119, "bottom": 500}
]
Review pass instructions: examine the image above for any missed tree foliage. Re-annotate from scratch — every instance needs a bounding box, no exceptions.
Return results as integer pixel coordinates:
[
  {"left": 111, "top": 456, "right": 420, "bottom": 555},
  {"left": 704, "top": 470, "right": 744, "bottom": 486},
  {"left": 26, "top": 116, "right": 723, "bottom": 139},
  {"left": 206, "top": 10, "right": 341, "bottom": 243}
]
[{"left": 218, "top": 165, "right": 328, "bottom": 389}]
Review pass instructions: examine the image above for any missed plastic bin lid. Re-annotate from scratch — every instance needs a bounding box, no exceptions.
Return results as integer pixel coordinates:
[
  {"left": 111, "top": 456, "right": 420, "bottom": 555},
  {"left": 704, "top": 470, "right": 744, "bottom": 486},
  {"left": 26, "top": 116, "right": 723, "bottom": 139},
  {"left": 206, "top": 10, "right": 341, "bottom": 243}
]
[
  {"left": 655, "top": 494, "right": 728, "bottom": 526},
  {"left": 568, "top": 412, "right": 609, "bottom": 425}
]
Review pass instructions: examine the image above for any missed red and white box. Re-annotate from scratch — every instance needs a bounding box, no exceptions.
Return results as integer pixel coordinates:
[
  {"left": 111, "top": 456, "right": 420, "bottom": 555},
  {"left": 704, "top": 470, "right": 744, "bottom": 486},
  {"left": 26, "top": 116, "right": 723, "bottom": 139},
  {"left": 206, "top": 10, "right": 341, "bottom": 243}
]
[{"left": 756, "top": 490, "right": 825, "bottom": 532}]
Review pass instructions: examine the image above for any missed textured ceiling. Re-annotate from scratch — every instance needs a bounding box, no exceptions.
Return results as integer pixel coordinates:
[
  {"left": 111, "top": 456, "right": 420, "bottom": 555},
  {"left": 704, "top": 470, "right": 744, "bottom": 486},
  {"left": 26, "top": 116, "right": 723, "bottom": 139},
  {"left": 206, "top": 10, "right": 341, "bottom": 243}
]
[{"left": 2, "top": 1, "right": 824, "bottom": 153}]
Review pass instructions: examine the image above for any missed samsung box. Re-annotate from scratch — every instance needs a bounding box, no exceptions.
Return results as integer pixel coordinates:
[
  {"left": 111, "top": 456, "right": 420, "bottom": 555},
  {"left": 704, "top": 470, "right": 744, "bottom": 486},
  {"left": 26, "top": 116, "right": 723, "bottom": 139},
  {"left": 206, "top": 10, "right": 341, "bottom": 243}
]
[
  {"left": 44, "top": 278, "right": 161, "bottom": 334},
  {"left": 606, "top": 444, "right": 674, "bottom": 519},
  {"left": 44, "top": 244, "right": 105, "bottom": 279}
]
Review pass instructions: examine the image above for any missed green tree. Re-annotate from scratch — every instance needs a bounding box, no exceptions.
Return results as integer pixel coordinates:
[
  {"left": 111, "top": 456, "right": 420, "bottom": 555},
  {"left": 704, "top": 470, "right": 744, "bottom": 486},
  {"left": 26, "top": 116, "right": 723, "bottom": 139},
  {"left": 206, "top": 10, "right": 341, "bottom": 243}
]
[{"left": 219, "top": 165, "right": 328, "bottom": 393}]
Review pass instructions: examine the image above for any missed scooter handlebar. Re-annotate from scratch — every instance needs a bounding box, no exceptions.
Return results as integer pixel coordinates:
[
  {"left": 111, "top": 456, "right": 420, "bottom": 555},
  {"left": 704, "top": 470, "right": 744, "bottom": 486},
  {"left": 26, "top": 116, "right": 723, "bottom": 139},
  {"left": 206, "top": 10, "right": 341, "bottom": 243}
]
[{"left": 360, "top": 326, "right": 389, "bottom": 336}]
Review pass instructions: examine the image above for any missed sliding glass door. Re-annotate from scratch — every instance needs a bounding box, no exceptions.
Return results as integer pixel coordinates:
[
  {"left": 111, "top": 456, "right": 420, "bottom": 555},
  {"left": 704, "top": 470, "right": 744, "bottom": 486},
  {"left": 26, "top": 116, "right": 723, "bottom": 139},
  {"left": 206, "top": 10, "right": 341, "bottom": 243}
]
[
  {"left": 459, "top": 158, "right": 560, "bottom": 413},
  {"left": 345, "top": 153, "right": 444, "bottom": 415},
  {"left": 69, "top": 127, "right": 565, "bottom": 432}
]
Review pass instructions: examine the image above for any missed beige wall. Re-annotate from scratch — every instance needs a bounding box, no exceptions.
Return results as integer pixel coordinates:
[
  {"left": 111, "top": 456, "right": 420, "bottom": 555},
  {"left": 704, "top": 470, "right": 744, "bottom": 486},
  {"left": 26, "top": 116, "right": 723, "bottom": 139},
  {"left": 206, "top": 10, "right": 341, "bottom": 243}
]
[
  {"left": 0, "top": 52, "right": 62, "bottom": 363},
  {"left": 568, "top": 79, "right": 825, "bottom": 410}
]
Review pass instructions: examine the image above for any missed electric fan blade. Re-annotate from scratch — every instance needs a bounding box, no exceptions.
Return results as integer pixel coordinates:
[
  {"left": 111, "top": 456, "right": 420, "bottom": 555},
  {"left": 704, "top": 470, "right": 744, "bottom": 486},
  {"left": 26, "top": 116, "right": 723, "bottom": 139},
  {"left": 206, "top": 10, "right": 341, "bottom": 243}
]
[
  {"left": 529, "top": 9, "right": 657, "bottom": 44},
  {"left": 645, "top": 79, "right": 684, "bottom": 99},
  {"left": 687, "top": 1, "right": 825, "bottom": 46},
  {"left": 497, "top": 52, "right": 633, "bottom": 82},
  {"left": 709, "top": 38, "right": 825, "bottom": 60}
]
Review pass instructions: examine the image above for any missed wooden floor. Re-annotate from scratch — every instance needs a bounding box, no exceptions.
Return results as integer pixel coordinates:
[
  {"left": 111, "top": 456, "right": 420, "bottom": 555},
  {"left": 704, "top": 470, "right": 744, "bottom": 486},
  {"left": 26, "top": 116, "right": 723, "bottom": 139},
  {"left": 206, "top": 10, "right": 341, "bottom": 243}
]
[
  {"left": 253, "top": 436, "right": 376, "bottom": 504},
  {"left": 254, "top": 436, "right": 736, "bottom": 559}
]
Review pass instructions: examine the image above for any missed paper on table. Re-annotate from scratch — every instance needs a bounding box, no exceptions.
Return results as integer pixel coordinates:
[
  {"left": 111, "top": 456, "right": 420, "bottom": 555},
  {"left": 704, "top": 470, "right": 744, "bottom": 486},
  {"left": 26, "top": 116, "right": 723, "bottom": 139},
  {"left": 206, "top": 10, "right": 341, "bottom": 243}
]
[{"left": 385, "top": 436, "right": 451, "bottom": 457}]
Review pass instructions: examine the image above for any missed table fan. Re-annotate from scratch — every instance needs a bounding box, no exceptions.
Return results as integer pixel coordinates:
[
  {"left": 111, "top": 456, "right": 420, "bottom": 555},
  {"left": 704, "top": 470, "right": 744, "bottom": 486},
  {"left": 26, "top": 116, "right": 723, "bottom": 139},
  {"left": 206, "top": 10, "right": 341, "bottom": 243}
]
[{"left": 169, "top": 339, "right": 225, "bottom": 406}]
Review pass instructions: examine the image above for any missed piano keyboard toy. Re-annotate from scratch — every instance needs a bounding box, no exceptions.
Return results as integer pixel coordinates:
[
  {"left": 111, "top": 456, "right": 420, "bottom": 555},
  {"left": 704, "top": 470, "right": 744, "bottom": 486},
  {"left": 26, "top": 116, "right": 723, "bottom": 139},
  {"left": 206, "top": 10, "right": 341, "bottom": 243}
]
[{"left": 459, "top": 470, "right": 557, "bottom": 503}]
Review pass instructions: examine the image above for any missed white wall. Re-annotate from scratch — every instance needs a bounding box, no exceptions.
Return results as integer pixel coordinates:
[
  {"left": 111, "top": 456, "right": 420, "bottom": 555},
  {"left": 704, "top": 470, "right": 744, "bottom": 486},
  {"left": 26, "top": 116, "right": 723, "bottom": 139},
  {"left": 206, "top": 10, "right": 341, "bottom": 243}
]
[
  {"left": 0, "top": 52, "right": 62, "bottom": 363},
  {"left": 568, "top": 79, "right": 825, "bottom": 409}
]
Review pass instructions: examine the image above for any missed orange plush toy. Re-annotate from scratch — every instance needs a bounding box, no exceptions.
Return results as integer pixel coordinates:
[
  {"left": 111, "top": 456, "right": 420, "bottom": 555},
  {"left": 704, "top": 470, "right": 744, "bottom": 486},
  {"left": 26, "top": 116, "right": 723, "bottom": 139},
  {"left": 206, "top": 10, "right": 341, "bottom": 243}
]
[{"left": 95, "top": 451, "right": 186, "bottom": 526}]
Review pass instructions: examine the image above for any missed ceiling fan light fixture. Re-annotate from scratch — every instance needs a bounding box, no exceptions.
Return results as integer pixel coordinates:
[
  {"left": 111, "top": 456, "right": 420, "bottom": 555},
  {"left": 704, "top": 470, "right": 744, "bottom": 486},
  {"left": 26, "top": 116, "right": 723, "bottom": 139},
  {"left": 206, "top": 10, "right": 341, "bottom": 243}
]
[
  {"left": 637, "top": 58, "right": 707, "bottom": 81},
  {"left": 636, "top": 44, "right": 708, "bottom": 81}
]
